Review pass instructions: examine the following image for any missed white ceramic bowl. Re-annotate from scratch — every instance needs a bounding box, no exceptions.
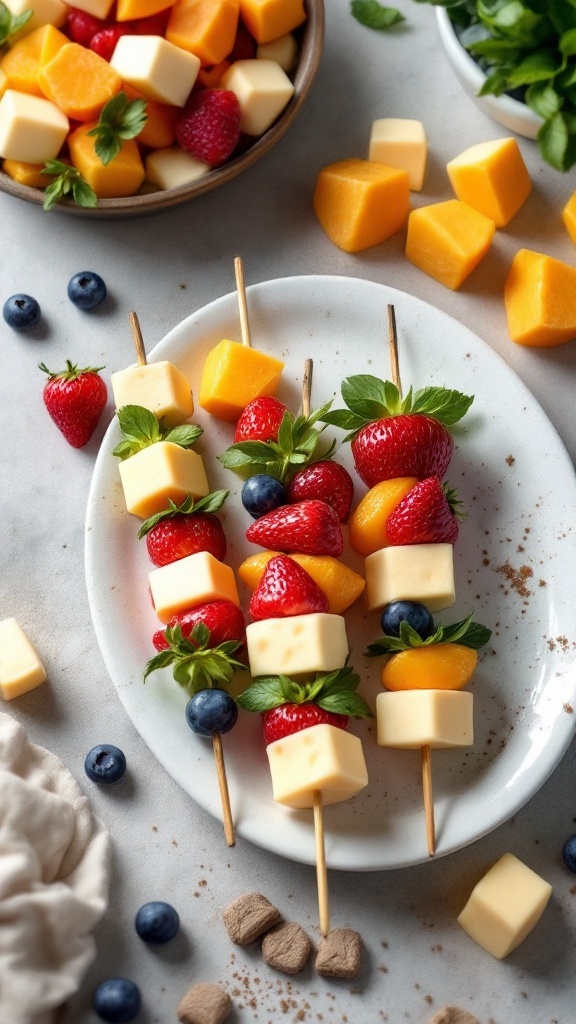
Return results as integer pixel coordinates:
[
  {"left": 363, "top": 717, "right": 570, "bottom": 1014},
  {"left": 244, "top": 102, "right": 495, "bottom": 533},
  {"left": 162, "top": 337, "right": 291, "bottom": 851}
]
[{"left": 436, "top": 7, "right": 541, "bottom": 139}]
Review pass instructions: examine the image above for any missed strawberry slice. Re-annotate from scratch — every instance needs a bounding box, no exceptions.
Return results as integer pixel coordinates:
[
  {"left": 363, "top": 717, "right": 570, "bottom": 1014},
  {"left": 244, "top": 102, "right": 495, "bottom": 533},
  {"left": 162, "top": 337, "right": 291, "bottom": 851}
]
[
  {"left": 249, "top": 555, "right": 328, "bottom": 621},
  {"left": 262, "top": 703, "right": 348, "bottom": 745},
  {"left": 386, "top": 477, "right": 462, "bottom": 546},
  {"left": 246, "top": 500, "right": 343, "bottom": 556},
  {"left": 287, "top": 461, "right": 354, "bottom": 523},
  {"left": 152, "top": 600, "right": 245, "bottom": 652},
  {"left": 234, "top": 396, "right": 288, "bottom": 443}
]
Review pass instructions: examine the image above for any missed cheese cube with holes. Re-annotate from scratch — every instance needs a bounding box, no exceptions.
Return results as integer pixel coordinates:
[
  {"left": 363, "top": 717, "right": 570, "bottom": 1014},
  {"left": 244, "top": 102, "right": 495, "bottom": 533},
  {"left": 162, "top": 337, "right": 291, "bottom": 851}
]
[
  {"left": 246, "top": 613, "right": 349, "bottom": 678},
  {"left": 110, "top": 36, "right": 200, "bottom": 107},
  {"left": 313, "top": 159, "right": 410, "bottom": 253},
  {"left": 145, "top": 147, "right": 210, "bottom": 190},
  {"left": 364, "top": 543, "right": 455, "bottom": 612},
  {"left": 0, "top": 90, "right": 68, "bottom": 162},
  {"left": 239, "top": 0, "right": 306, "bottom": 43},
  {"left": 4, "top": 0, "right": 68, "bottom": 35},
  {"left": 504, "top": 248, "right": 576, "bottom": 348},
  {"left": 376, "top": 690, "right": 473, "bottom": 749},
  {"left": 406, "top": 199, "right": 495, "bottom": 290},
  {"left": 267, "top": 724, "right": 368, "bottom": 808},
  {"left": 446, "top": 137, "right": 532, "bottom": 228},
  {"left": 149, "top": 550, "right": 240, "bottom": 623},
  {"left": 369, "top": 118, "right": 427, "bottom": 191},
  {"left": 118, "top": 441, "right": 209, "bottom": 518},
  {"left": 0, "top": 618, "right": 46, "bottom": 700},
  {"left": 458, "top": 853, "right": 552, "bottom": 959},
  {"left": 111, "top": 361, "right": 193, "bottom": 428},
  {"left": 199, "top": 339, "right": 284, "bottom": 422},
  {"left": 220, "top": 59, "right": 294, "bottom": 136}
]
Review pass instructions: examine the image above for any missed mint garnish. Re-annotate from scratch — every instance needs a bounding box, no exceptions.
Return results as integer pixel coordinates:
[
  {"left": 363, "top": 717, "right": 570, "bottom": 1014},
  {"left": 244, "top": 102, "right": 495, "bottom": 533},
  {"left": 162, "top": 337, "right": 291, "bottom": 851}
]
[
  {"left": 238, "top": 665, "right": 373, "bottom": 718},
  {"left": 351, "top": 0, "right": 405, "bottom": 30},
  {"left": 0, "top": 1, "right": 32, "bottom": 45},
  {"left": 112, "top": 404, "right": 203, "bottom": 460},
  {"left": 138, "top": 490, "right": 229, "bottom": 539},
  {"left": 366, "top": 612, "right": 492, "bottom": 658},
  {"left": 144, "top": 622, "right": 246, "bottom": 694},
  {"left": 86, "top": 91, "right": 147, "bottom": 166},
  {"left": 41, "top": 161, "right": 98, "bottom": 212}
]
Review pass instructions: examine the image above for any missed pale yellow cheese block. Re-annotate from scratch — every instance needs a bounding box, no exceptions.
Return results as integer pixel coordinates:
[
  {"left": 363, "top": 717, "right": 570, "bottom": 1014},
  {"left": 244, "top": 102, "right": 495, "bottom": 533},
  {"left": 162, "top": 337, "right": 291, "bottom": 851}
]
[
  {"left": 111, "top": 361, "right": 193, "bottom": 428},
  {"left": 267, "top": 723, "right": 368, "bottom": 808},
  {"left": 246, "top": 613, "right": 348, "bottom": 678},
  {"left": 149, "top": 550, "right": 240, "bottom": 624},
  {"left": 376, "top": 690, "right": 473, "bottom": 749},
  {"left": 364, "top": 543, "right": 455, "bottom": 612},
  {"left": 0, "top": 618, "right": 46, "bottom": 700},
  {"left": 369, "top": 117, "right": 427, "bottom": 191},
  {"left": 220, "top": 59, "right": 294, "bottom": 136},
  {"left": 0, "top": 89, "right": 68, "bottom": 163},
  {"left": 118, "top": 441, "right": 209, "bottom": 519}
]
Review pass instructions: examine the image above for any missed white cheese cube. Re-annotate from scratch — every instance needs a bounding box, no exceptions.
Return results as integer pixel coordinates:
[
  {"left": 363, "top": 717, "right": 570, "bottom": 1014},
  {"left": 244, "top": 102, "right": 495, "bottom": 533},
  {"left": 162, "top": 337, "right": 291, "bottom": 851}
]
[
  {"left": 246, "top": 613, "right": 348, "bottom": 678},
  {"left": 376, "top": 690, "right": 473, "bottom": 749},
  {"left": 369, "top": 118, "right": 428, "bottom": 191},
  {"left": 110, "top": 36, "right": 200, "bottom": 107},
  {"left": 0, "top": 90, "right": 68, "bottom": 163},
  {"left": 149, "top": 550, "right": 240, "bottom": 624},
  {"left": 5, "top": 0, "right": 68, "bottom": 34},
  {"left": 256, "top": 33, "right": 298, "bottom": 72},
  {"left": 267, "top": 724, "right": 368, "bottom": 809},
  {"left": 458, "top": 853, "right": 552, "bottom": 959},
  {"left": 145, "top": 147, "right": 210, "bottom": 190},
  {"left": 118, "top": 441, "right": 209, "bottom": 519},
  {"left": 59, "top": 0, "right": 113, "bottom": 17},
  {"left": 111, "top": 361, "right": 193, "bottom": 429},
  {"left": 220, "top": 59, "right": 294, "bottom": 136},
  {"left": 0, "top": 618, "right": 46, "bottom": 700},
  {"left": 364, "top": 543, "right": 455, "bottom": 612}
]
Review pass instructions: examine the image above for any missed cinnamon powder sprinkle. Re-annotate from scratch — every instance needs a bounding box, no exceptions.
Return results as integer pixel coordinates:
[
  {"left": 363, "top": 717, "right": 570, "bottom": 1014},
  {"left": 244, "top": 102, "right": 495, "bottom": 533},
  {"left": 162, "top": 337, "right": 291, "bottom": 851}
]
[{"left": 496, "top": 560, "right": 533, "bottom": 598}]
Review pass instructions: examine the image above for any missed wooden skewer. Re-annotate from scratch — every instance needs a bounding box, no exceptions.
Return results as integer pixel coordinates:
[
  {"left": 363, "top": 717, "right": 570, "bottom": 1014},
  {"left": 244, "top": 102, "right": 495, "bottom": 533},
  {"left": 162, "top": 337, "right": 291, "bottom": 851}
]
[
  {"left": 234, "top": 255, "right": 252, "bottom": 348},
  {"left": 212, "top": 730, "right": 235, "bottom": 847},
  {"left": 387, "top": 303, "right": 435, "bottom": 858},
  {"left": 302, "top": 357, "right": 313, "bottom": 417},
  {"left": 129, "top": 310, "right": 147, "bottom": 366}
]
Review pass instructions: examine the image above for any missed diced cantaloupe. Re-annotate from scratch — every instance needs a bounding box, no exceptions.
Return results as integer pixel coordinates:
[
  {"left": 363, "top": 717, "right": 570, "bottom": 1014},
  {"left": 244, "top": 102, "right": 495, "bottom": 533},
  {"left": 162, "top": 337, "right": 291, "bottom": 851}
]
[
  {"left": 562, "top": 190, "right": 576, "bottom": 245},
  {"left": 313, "top": 158, "right": 410, "bottom": 254},
  {"left": 2, "top": 157, "right": 51, "bottom": 187},
  {"left": 123, "top": 84, "right": 178, "bottom": 148},
  {"left": 68, "top": 122, "right": 146, "bottom": 198},
  {"left": 116, "top": 0, "right": 172, "bottom": 18},
  {"left": 38, "top": 43, "right": 122, "bottom": 121},
  {"left": 446, "top": 137, "right": 532, "bottom": 228},
  {"left": 197, "top": 59, "right": 231, "bottom": 88},
  {"left": 349, "top": 477, "right": 418, "bottom": 556},
  {"left": 504, "top": 248, "right": 576, "bottom": 348},
  {"left": 239, "top": 0, "right": 306, "bottom": 44},
  {"left": 1, "top": 24, "right": 68, "bottom": 97},
  {"left": 199, "top": 338, "right": 284, "bottom": 422},
  {"left": 405, "top": 199, "right": 495, "bottom": 290},
  {"left": 238, "top": 551, "right": 365, "bottom": 613},
  {"left": 166, "top": 0, "right": 240, "bottom": 66}
]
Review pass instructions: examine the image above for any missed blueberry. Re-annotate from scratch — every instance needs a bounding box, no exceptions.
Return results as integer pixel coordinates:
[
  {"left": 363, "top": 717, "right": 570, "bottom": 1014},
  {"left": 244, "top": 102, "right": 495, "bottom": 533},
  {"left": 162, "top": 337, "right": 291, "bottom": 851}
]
[
  {"left": 562, "top": 833, "right": 576, "bottom": 872},
  {"left": 84, "top": 744, "right": 127, "bottom": 783},
  {"left": 381, "top": 600, "right": 434, "bottom": 640},
  {"left": 135, "top": 900, "right": 180, "bottom": 943},
  {"left": 93, "top": 978, "right": 141, "bottom": 1022},
  {"left": 185, "top": 689, "right": 238, "bottom": 736},
  {"left": 241, "top": 474, "right": 287, "bottom": 518},
  {"left": 67, "top": 271, "right": 107, "bottom": 310},
  {"left": 3, "top": 293, "right": 41, "bottom": 330}
]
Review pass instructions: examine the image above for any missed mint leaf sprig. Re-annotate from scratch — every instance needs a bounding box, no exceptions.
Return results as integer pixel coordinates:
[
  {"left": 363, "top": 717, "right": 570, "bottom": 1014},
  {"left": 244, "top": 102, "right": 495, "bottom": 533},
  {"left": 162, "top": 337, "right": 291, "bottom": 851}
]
[
  {"left": 238, "top": 665, "right": 373, "bottom": 719},
  {"left": 138, "top": 490, "right": 229, "bottom": 539},
  {"left": 366, "top": 612, "right": 492, "bottom": 658},
  {"left": 144, "top": 622, "right": 246, "bottom": 694},
  {"left": 87, "top": 91, "right": 147, "bottom": 166},
  {"left": 41, "top": 161, "right": 98, "bottom": 212},
  {"left": 0, "top": 1, "right": 32, "bottom": 46},
  {"left": 351, "top": 0, "right": 405, "bottom": 31},
  {"left": 112, "top": 404, "right": 203, "bottom": 461},
  {"left": 217, "top": 400, "right": 337, "bottom": 485}
]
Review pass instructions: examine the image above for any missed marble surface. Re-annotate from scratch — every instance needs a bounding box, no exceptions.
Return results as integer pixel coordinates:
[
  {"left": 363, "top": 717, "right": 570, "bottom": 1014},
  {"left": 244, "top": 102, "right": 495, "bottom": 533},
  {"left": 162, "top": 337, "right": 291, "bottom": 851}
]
[{"left": 1, "top": 2, "right": 576, "bottom": 1023}]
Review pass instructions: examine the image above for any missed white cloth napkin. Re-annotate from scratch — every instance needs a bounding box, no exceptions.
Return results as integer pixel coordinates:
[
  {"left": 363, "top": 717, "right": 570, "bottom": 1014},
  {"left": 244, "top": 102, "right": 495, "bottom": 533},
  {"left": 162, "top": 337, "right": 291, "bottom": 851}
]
[{"left": 0, "top": 712, "right": 111, "bottom": 1024}]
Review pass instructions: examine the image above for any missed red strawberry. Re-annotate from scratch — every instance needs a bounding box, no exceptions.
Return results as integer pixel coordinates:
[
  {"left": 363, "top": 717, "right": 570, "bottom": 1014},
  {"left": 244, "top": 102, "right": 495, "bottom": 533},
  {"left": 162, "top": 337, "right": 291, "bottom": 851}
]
[
  {"left": 352, "top": 414, "right": 453, "bottom": 489},
  {"left": 133, "top": 10, "right": 170, "bottom": 33},
  {"left": 287, "top": 461, "right": 354, "bottom": 523},
  {"left": 152, "top": 600, "right": 245, "bottom": 652},
  {"left": 246, "top": 500, "right": 343, "bottom": 557},
  {"left": 139, "top": 492, "right": 229, "bottom": 566},
  {"left": 386, "top": 477, "right": 461, "bottom": 546},
  {"left": 249, "top": 555, "right": 328, "bottom": 621},
  {"left": 67, "top": 8, "right": 107, "bottom": 45},
  {"left": 234, "top": 396, "right": 287, "bottom": 443},
  {"left": 89, "top": 24, "right": 130, "bottom": 61},
  {"left": 175, "top": 89, "right": 241, "bottom": 166},
  {"left": 39, "top": 359, "right": 107, "bottom": 448},
  {"left": 262, "top": 703, "right": 349, "bottom": 745}
]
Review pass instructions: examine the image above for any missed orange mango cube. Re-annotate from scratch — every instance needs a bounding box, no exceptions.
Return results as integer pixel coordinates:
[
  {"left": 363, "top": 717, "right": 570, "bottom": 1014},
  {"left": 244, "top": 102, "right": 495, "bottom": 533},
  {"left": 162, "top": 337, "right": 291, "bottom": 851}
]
[
  {"left": 1, "top": 24, "right": 68, "bottom": 97},
  {"left": 562, "top": 189, "right": 576, "bottom": 245},
  {"left": 199, "top": 339, "right": 284, "bottom": 422},
  {"left": 239, "top": 0, "right": 306, "bottom": 44},
  {"left": 38, "top": 43, "right": 122, "bottom": 121},
  {"left": 349, "top": 477, "right": 418, "bottom": 556},
  {"left": 446, "top": 137, "right": 532, "bottom": 228},
  {"left": 68, "top": 122, "right": 145, "bottom": 198},
  {"left": 2, "top": 157, "right": 51, "bottom": 187},
  {"left": 313, "top": 158, "right": 410, "bottom": 254},
  {"left": 238, "top": 551, "right": 365, "bottom": 614},
  {"left": 166, "top": 0, "right": 240, "bottom": 66},
  {"left": 405, "top": 199, "right": 495, "bottom": 290},
  {"left": 116, "top": 0, "right": 173, "bottom": 18},
  {"left": 123, "top": 84, "right": 178, "bottom": 149},
  {"left": 504, "top": 248, "right": 576, "bottom": 348},
  {"left": 381, "top": 643, "right": 478, "bottom": 692}
]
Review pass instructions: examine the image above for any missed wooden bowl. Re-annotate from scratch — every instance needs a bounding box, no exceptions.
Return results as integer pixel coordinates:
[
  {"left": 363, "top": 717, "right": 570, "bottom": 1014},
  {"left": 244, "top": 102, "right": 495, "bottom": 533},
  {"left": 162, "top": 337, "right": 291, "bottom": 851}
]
[{"left": 0, "top": 0, "right": 324, "bottom": 219}]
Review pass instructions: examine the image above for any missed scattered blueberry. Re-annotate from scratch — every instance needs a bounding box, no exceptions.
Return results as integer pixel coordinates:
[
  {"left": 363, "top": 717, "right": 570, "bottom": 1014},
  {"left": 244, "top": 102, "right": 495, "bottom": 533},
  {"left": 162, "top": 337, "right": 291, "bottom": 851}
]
[
  {"left": 241, "top": 474, "right": 287, "bottom": 518},
  {"left": 3, "top": 293, "right": 41, "bottom": 330},
  {"left": 93, "top": 978, "right": 141, "bottom": 1023},
  {"left": 185, "top": 689, "right": 238, "bottom": 736},
  {"left": 67, "top": 271, "right": 107, "bottom": 310},
  {"left": 562, "top": 833, "right": 576, "bottom": 872},
  {"left": 135, "top": 900, "right": 180, "bottom": 944},
  {"left": 381, "top": 600, "right": 434, "bottom": 640},
  {"left": 84, "top": 744, "right": 127, "bottom": 783}
]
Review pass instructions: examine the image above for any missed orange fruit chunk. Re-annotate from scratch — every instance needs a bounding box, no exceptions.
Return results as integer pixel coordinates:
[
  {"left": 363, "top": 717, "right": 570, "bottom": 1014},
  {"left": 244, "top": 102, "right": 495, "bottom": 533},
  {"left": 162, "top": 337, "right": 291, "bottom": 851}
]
[
  {"left": 238, "top": 551, "right": 365, "bottom": 614},
  {"left": 349, "top": 477, "right": 418, "bottom": 556},
  {"left": 381, "top": 643, "right": 478, "bottom": 692}
]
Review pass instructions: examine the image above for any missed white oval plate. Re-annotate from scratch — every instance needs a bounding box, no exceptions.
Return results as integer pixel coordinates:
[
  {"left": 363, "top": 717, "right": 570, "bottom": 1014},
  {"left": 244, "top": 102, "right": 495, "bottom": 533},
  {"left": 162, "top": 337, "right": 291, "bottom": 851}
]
[{"left": 85, "top": 276, "right": 576, "bottom": 871}]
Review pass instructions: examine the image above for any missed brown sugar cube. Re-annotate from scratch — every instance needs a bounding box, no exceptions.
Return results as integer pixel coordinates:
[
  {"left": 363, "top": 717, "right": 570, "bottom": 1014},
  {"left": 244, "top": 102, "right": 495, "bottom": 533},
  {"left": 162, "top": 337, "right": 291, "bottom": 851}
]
[
  {"left": 222, "top": 892, "right": 282, "bottom": 945},
  {"left": 315, "top": 928, "right": 362, "bottom": 979},
  {"left": 428, "top": 1008, "right": 480, "bottom": 1024},
  {"left": 177, "top": 983, "right": 231, "bottom": 1024},
  {"left": 261, "top": 921, "right": 312, "bottom": 974}
]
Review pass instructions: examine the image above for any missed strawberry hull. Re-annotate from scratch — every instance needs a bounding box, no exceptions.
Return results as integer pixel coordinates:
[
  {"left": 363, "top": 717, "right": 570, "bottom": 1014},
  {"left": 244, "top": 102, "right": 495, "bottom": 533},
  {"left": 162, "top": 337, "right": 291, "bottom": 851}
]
[{"left": 351, "top": 414, "right": 453, "bottom": 488}]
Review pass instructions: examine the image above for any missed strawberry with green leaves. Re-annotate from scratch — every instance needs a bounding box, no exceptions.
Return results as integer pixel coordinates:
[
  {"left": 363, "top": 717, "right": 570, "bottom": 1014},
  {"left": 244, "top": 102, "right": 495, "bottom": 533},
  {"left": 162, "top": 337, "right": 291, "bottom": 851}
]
[
  {"left": 112, "top": 404, "right": 203, "bottom": 461},
  {"left": 152, "top": 600, "right": 246, "bottom": 653},
  {"left": 144, "top": 621, "right": 246, "bottom": 694},
  {"left": 40, "top": 359, "right": 107, "bottom": 447},
  {"left": 138, "top": 490, "right": 229, "bottom": 566}
]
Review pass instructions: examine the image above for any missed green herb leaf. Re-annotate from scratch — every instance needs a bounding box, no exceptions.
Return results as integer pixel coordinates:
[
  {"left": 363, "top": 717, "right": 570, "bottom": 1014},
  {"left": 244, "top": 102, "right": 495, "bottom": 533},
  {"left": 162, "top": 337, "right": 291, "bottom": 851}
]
[
  {"left": 112, "top": 404, "right": 203, "bottom": 460},
  {"left": 0, "top": 1, "right": 32, "bottom": 45},
  {"left": 410, "top": 386, "right": 474, "bottom": 424},
  {"left": 537, "top": 110, "right": 570, "bottom": 170},
  {"left": 366, "top": 611, "right": 491, "bottom": 656},
  {"left": 137, "top": 489, "right": 228, "bottom": 539},
  {"left": 41, "top": 160, "right": 98, "bottom": 212},
  {"left": 162, "top": 423, "right": 204, "bottom": 448},
  {"left": 86, "top": 91, "right": 147, "bottom": 166},
  {"left": 351, "top": 0, "right": 405, "bottom": 30},
  {"left": 238, "top": 665, "right": 373, "bottom": 718},
  {"left": 144, "top": 623, "right": 246, "bottom": 695}
]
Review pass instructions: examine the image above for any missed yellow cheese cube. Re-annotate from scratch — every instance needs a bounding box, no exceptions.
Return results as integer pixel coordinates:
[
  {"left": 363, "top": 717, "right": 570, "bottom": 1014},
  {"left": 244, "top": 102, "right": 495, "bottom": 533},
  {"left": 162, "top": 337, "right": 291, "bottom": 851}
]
[
  {"left": 267, "top": 723, "right": 368, "bottom": 808},
  {"left": 446, "top": 137, "right": 532, "bottom": 228},
  {"left": 257, "top": 32, "right": 297, "bottom": 72},
  {"left": 111, "top": 361, "right": 193, "bottom": 428},
  {"left": 220, "top": 59, "right": 294, "bottom": 136},
  {"left": 149, "top": 550, "right": 240, "bottom": 623},
  {"left": 376, "top": 690, "right": 473, "bottom": 749},
  {"left": 406, "top": 199, "right": 495, "bottom": 290},
  {"left": 145, "top": 147, "right": 210, "bottom": 190},
  {"left": 0, "top": 89, "right": 68, "bottom": 163},
  {"left": 313, "top": 158, "right": 410, "bottom": 254},
  {"left": 118, "top": 441, "right": 209, "bottom": 519},
  {"left": 110, "top": 35, "right": 200, "bottom": 108},
  {"left": 199, "top": 338, "right": 284, "bottom": 422},
  {"left": 458, "top": 853, "right": 552, "bottom": 959},
  {"left": 364, "top": 543, "right": 455, "bottom": 613},
  {"left": 504, "top": 247, "right": 576, "bottom": 348},
  {"left": 239, "top": 0, "right": 306, "bottom": 44},
  {"left": 64, "top": 0, "right": 114, "bottom": 16},
  {"left": 4, "top": 0, "right": 68, "bottom": 36},
  {"left": 246, "top": 613, "right": 349, "bottom": 678},
  {"left": 0, "top": 618, "right": 46, "bottom": 700},
  {"left": 369, "top": 118, "right": 427, "bottom": 191}
]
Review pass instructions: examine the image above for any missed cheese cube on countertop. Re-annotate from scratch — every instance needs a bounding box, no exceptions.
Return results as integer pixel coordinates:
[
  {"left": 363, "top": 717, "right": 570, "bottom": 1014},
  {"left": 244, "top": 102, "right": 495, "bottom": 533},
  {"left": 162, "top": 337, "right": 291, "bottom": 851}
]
[
  {"left": 118, "top": 441, "right": 209, "bottom": 519},
  {"left": 220, "top": 59, "right": 294, "bottom": 137},
  {"left": 110, "top": 36, "right": 200, "bottom": 108},
  {"left": 267, "top": 724, "right": 368, "bottom": 808},
  {"left": 111, "top": 361, "right": 194, "bottom": 428},
  {"left": 246, "top": 613, "right": 349, "bottom": 678},
  {"left": 5, "top": 0, "right": 68, "bottom": 34},
  {"left": 446, "top": 137, "right": 532, "bottom": 228},
  {"left": 0, "top": 90, "right": 69, "bottom": 163},
  {"left": 369, "top": 118, "right": 427, "bottom": 191},
  {"left": 458, "top": 853, "right": 552, "bottom": 959},
  {"left": 145, "top": 147, "right": 210, "bottom": 190},
  {"left": 364, "top": 543, "right": 455, "bottom": 612},
  {"left": 149, "top": 550, "right": 240, "bottom": 624},
  {"left": 257, "top": 33, "right": 297, "bottom": 72},
  {"left": 0, "top": 618, "right": 46, "bottom": 700},
  {"left": 376, "top": 690, "right": 473, "bottom": 749}
]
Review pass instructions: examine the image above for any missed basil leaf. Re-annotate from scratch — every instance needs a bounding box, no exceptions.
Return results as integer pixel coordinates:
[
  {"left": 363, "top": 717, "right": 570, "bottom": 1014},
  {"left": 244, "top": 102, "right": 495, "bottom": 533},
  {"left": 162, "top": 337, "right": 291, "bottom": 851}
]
[
  {"left": 351, "top": 0, "right": 405, "bottom": 30},
  {"left": 341, "top": 374, "right": 393, "bottom": 418}
]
